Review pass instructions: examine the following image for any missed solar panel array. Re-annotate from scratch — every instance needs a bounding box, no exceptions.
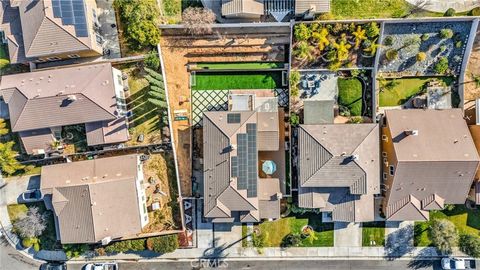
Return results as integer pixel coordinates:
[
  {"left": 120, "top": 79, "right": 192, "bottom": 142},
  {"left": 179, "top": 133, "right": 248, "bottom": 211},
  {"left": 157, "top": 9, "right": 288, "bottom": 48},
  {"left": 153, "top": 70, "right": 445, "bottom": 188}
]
[
  {"left": 227, "top": 113, "right": 241, "bottom": 124},
  {"left": 52, "top": 0, "right": 89, "bottom": 37},
  {"left": 231, "top": 123, "right": 257, "bottom": 198}
]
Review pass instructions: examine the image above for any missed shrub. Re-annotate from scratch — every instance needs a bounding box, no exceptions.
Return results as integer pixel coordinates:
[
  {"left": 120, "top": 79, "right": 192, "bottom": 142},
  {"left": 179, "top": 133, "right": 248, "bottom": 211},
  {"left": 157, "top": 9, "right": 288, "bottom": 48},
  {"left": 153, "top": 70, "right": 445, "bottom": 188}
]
[
  {"left": 0, "top": 59, "right": 9, "bottom": 70},
  {"left": 294, "top": 23, "right": 311, "bottom": 41},
  {"left": 22, "top": 237, "right": 35, "bottom": 248},
  {"left": 281, "top": 233, "right": 302, "bottom": 247},
  {"left": 416, "top": 52, "right": 427, "bottom": 62},
  {"left": 317, "top": 12, "right": 334, "bottom": 20},
  {"left": 290, "top": 113, "right": 300, "bottom": 126},
  {"left": 456, "top": 40, "right": 463, "bottom": 48},
  {"left": 440, "top": 45, "right": 447, "bottom": 52},
  {"left": 144, "top": 51, "right": 160, "bottom": 70},
  {"left": 129, "top": 239, "right": 146, "bottom": 251},
  {"left": 421, "top": 34, "right": 430, "bottom": 41},
  {"left": 252, "top": 231, "right": 267, "bottom": 248},
  {"left": 430, "top": 219, "right": 458, "bottom": 254},
  {"left": 434, "top": 57, "right": 449, "bottom": 74},
  {"left": 444, "top": 8, "right": 456, "bottom": 17},
  {"left": 33, "top": 242, "right": 40, "bottom": 252},
  {"left": 385, "top": 49, "right": 398, "bottom": 61},
  {"left": 63, "top": 244, "right": 89, "bottom": 259},
  {"left": 328, "top": 60, "right": 342, "bottom": 71},
  {"left": 362, "top": 39, "right": 372, "bottom": 49},
  {"left": 105, "top": 240, "right": 131, "bottom": 253},
  {"left": 289, "top": 70, "right": 300, "bottom": 98},
  {"left": 326, "top": 49, "right": 336, "bottom": 61},
  {"left": 440, "top": 28, "right": 454, "bottom": 39},
  {"left": 348, "top": 116, "right": 363, "bottom": 124},
  {"left": 460, "top": 234, "right": 480, "bottom": 258},
  {"left": 366, "top": 22, "right": 380, "bottom": 38},
  {"left": 95, "top": 247, "right": 106, "bottom": 256},
  {"left": 383, "top": 36, "right": 393, "bottom": 46},
  {"left": 147, "top": 234, "right": 179, "bottom": 254},
  {"left": 471, "top": 7, "right": 480, "bottom": 16},
  {"left": 404, "top": 35, "right": 422, "bottom": 48}
]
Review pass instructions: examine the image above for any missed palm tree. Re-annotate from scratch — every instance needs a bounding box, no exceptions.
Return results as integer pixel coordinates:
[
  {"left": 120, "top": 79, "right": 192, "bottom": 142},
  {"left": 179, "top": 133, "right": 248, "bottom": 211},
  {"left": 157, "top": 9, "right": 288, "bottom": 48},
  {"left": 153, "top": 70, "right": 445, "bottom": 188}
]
[
  {"left": 312, "top": 28, "right": 330, "bottom": 51},
  {"left": 294, "top": 41, "right": 314, "bottom": 61},
  {"left": 332, "top": 40, "right": 351, "bottom": 62},
  {"left": 352, "top": 26, "right": 367, "bottom": 49},
  {"left": 363, "top": 38, "right": 381, "bottom": 57}
]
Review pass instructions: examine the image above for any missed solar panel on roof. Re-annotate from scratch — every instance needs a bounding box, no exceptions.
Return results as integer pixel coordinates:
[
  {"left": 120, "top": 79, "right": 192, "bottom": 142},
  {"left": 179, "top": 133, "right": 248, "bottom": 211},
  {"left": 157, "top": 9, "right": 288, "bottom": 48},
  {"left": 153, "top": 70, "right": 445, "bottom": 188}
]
[
  {"left": 51, "top": 0, "right": 89, "bottom": 37},
  {"left": 227, "top": 113, "right": 241, "bottom": 124}
]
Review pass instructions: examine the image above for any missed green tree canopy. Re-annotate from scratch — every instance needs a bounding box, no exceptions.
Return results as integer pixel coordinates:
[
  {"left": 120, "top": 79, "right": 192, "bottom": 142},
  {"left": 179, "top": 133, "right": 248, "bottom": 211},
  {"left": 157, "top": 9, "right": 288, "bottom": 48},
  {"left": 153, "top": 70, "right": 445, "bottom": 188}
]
[
  {"left": 460, "top": 234, "right": 480, "bottom": 258},
  {"left": 0, "top": 141, "right": 23, "bottom": 175},
  {"left": 430, "top": 219, "right": 458, "bottom": 254}
]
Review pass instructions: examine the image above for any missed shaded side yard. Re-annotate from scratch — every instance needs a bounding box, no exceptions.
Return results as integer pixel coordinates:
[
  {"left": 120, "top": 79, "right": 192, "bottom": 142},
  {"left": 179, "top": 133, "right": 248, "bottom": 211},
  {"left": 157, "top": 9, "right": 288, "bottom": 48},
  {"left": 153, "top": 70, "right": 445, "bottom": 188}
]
[
  {"left": 414, "top": 205, "right": 480, "bottom": 247},
  {"left": 379, "top": 77, "right": 454, "bottom": 107},
  {"left": 191, "top": 71, "right": 284, "bottom": 90},
  {"left": 119, "top": 63, "right": 162, "bottom": 146},
  {"left": 338, "top": 77, "right": 363, "bottom": 116},
  {"left": 243, "top": 213, "right": 334, "bottom": 247},
  {"left": 7, "top": 202, "right": 59, "bottom": 251},
  {"left": 362, "top": 222, "right": 385, "bottom": 247}
]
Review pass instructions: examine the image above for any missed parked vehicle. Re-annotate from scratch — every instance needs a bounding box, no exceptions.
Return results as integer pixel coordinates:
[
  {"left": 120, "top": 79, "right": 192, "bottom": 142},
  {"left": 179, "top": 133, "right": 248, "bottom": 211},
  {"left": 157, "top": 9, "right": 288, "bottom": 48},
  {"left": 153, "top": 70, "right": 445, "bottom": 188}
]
[
  {"left": 40, "top": 262, "right": 67, "bottom": 270},
  {"left": 84, "top": 262, "right": 118, "bottom": 270},
  {"left": 21, "top": 189, "right": 43, "bottom": 202},
  {"left": 441, "top": 257, "right": 476, "bottom": 270}
]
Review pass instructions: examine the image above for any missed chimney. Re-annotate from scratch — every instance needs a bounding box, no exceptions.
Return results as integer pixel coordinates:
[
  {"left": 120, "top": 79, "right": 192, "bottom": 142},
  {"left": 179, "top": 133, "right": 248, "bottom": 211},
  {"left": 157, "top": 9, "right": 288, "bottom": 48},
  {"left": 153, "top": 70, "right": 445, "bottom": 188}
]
[{"left": 404, "top": 129, "right": 419, "bottom": 136}]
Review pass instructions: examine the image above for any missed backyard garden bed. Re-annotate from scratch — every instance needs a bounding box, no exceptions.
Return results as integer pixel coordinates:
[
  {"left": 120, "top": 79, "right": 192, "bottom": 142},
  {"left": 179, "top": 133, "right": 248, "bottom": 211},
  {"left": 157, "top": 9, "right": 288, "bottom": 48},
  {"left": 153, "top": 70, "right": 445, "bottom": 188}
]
[
  {"left": 243, "top": 213, "right": 334, "bottom": 248},
  {"left": 378, "top": 21, "right": 472, "bottom": 76},
  {"left": 292, "top": 22, "right": 380, "bottom": 69}
]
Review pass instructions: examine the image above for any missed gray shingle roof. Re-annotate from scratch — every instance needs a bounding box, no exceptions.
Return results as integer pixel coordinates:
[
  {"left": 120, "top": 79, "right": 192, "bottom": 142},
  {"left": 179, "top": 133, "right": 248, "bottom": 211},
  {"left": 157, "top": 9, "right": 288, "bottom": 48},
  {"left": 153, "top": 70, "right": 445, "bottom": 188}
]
[{"left": 221, "top": 0, "right": 264, "bottom": 16}]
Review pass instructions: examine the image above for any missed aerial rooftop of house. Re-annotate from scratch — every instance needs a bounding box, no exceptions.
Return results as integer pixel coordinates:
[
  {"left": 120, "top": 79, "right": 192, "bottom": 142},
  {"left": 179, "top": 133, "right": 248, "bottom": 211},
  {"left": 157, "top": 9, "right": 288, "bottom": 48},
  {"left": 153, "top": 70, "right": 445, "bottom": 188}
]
[
  {"left": 2, "top": 0, "right": 102, "bottom": 63},
  {"left": 382, "top": 109, "right": 480, "bottom": 221},
  {"left": 298, "top": 123, "right": 380, "bottom": 222},
  {"left": 40, "top": 155, "right": 148, "bottom": 244},
  {"left": 203, "top": 94, "right": 283, "bottom": 223},
  {"left": 0, "top": 62, "right": 128, "bottom": 154}
]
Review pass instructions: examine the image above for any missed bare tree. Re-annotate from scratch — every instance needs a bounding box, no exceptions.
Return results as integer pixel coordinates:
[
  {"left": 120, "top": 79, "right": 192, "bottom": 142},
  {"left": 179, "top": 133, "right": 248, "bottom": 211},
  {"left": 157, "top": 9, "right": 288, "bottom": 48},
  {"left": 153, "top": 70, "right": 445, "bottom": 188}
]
[
  {"left": 14, "top": 206, "right": 47, "bottom": 238},
  {"left": 182, "top": 7, "right": 216, "bottom": 36}
]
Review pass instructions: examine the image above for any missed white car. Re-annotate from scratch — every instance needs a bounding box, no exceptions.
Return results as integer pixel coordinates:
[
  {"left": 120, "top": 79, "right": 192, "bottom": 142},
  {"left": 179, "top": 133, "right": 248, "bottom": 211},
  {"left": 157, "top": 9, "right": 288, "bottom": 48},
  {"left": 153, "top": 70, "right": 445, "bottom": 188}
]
[
  {"left": 84, "top": 262, "right": 118, "bottom": 270},
  {"left": 21, "top": 189, "right": 43, "bottom": 202},
  {"left": 441, "top": 257, "right": 475, "bottom": 270}
]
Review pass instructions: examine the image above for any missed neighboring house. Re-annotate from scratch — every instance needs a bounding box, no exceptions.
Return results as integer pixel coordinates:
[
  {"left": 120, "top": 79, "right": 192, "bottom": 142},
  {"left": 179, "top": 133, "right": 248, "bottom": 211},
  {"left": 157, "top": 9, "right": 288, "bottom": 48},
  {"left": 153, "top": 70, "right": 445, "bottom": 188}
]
[
  {"left": 297, "top": 123, "right": 380, "bottom": 222},
  {"left": 219, "top": 0, "right": 330, "bottom": 21},
  {"left": 203, "top": 93, "right": 284, "bottom": 223},
  {"left": 0, "top": 62, "right": 129, "bottom": 155},
  {"left": 1, "top": 0, "right": 103, "bottom": 64},
  {"left": 40, "top": 155, "right": 148, "bottom": 244},
  {"left": 382, "top": 109, "right": 480, "bottom": 221}
]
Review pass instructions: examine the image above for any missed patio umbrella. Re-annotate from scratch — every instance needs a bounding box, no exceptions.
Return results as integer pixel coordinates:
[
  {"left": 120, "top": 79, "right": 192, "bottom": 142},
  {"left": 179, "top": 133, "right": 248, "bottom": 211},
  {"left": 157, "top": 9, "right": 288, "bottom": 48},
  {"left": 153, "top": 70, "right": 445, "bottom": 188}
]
[{"left": 262, "top": 160, "right": 277, "bottom": 175}]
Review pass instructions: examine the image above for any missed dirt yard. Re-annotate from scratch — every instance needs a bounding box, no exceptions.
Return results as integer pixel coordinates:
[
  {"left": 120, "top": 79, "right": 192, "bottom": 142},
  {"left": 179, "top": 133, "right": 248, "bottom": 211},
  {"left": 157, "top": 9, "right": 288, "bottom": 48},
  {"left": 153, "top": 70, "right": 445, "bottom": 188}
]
[{"left": 159, "top": 31, "right": 289, "bottom": 197}]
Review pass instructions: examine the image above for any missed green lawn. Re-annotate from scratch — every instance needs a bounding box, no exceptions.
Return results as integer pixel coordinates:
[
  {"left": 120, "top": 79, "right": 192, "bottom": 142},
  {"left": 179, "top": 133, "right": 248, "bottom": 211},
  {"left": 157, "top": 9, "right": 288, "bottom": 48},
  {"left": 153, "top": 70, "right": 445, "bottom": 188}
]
[
  {"left": 191, "top": 72, "right": 283, "bottom": 90},
  {"left": 246, "top": 214, "right": 334, "bottom": 247},
  {"left": 195, "top": 62, "right": 285, "bottom": 70},
  {"left": 7, "top": 203, "right": 59, "bottom": 250},
  {"left": 414, "top": 205, "right": 480, "bottom": 247},
  {"left": 362, "top": 222, "right": 385, "bottom": 247},
  {"left": 338, "top": 77, "right": 363, "bottom": 116},
  {"left": 379, "top": 77, "right": 454, "bottom": 107}
]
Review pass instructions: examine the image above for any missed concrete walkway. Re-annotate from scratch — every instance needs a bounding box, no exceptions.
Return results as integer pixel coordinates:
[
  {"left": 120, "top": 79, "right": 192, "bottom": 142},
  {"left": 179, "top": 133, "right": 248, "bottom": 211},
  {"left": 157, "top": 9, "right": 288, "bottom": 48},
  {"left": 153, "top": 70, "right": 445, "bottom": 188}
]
[
  {"left": 213, "top": 223, "right": 243, "bottom": 249},
  {"left": 405, "top": 0, "right": 480, "bottom": 13},
  {"left": 334, "top": 222, "right": 362, "bottom": 247}
]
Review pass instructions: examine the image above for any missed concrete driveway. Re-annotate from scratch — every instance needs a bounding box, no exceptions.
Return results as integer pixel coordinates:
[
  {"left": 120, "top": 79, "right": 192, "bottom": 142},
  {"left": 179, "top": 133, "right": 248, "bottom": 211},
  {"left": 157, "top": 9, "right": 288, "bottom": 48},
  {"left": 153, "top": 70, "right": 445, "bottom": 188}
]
[
  {"left": 213, "top": 223, "right": 243, "bottom": 249},
  {"left": 334, "top": 222, "right": 362, "bottom": 247},
  {"left": 0, "top": 175, "right": 40, "bottom": 205}
]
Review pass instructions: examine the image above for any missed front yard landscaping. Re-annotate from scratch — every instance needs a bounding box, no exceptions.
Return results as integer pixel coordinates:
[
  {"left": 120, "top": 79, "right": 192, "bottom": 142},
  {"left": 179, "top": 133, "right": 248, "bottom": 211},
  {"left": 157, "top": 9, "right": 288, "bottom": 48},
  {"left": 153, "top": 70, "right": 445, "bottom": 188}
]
[
  {"left": 243, "top": 213, "right": 334, "bottom": 247},
  {"left": 191, "top": 71, "right": 283, "bottom": 90},
  {"left": 7, "top": 202, "right": 59, "bottom": 251},
  {"left": 379, "top": 77, "right": 454, "bottom": 106},
  {"left": 362, "top": 222, "right": 385, "bottom": 247},
  {"left": 414, "top": 205, "right": 480, "bottom": 247},
  {"left": 338, "top": 77, "right": 363, "bottom": 116}
]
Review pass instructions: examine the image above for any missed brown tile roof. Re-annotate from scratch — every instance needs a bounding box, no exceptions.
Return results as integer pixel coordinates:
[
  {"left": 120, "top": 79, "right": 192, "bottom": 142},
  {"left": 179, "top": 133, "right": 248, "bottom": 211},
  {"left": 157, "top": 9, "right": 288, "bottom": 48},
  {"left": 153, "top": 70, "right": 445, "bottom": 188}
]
[
  {"left": 85, "top": 117, "right": 129, "bottom": 146},
  {"left": 1, "top": 63, "right": 119, "bottom": 132},
  {"left": 18, "top": 128, "right": 54, "bottom": 154},
  {"left": 41, "top": 155, "right": 143, "bottom": 244},
  {"left": 18, "top": 0, "right": 100, "bottom": 58}
]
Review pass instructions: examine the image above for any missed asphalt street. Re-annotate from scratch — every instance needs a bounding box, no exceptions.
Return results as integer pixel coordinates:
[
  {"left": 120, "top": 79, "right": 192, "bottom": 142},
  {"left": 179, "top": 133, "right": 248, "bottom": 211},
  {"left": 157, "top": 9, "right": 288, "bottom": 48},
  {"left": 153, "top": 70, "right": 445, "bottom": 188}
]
[
  {"left": 0, "top": 236, "right": 41, "bottom": 270},
  {"left": 67, "top": 259, "right": 444, "bottom": 270}
]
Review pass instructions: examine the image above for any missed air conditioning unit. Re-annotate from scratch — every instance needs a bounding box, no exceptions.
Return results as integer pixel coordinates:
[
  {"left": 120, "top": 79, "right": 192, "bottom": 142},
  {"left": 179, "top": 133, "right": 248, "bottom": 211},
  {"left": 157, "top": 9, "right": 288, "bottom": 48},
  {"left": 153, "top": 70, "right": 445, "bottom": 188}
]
[{"left": 101, "top": 236, "right": 112, "bottom": 246}]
